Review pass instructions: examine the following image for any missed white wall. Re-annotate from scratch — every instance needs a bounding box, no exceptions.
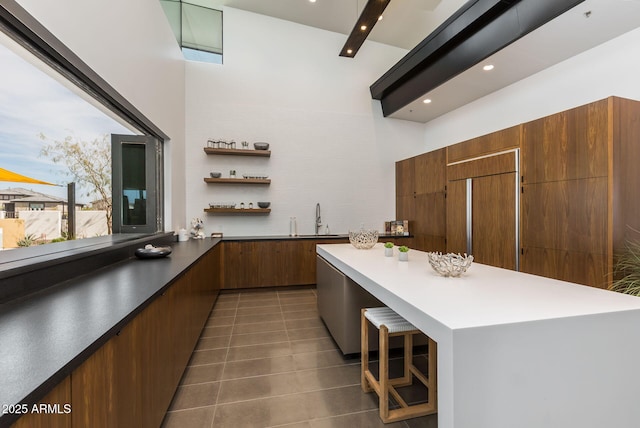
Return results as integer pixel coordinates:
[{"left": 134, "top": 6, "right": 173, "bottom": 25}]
[
  {"left": 18, "top": 2, "right": 637, "bottom": 238},
  {"left": 185, "top": 8, "right": 426, "bottom": 236},
  {"left": 15, "top": 0, "right": 187, "bottom": 230},
  {"left": 420, "top": 26, "right": 640, "bottom": 152}
]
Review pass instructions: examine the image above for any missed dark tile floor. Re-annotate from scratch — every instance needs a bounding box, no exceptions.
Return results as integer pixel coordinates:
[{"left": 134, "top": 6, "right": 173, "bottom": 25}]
[{"left": 161, "top": 287, "right": 437, "bottom": 428}]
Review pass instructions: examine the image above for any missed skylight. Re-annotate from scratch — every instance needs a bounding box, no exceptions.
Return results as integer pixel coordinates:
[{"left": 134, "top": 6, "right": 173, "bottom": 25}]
[{"left": 160, "top": 0, "right": 223, "bottom": 64}]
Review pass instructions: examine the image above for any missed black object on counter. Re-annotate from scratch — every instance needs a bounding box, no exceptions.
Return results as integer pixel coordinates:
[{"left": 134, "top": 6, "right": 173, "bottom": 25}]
[{"left": 134, "top": 245, "right": 172, "bottom": 259}]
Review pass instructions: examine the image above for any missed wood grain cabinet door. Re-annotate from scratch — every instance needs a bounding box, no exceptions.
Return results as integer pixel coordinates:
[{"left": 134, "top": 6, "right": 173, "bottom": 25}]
[
  {"left": 472, "top": 172, "right": 517, "bottom": 270},
  {"left": 446, "top": 153, "right": 518, "bottom": 270},
  {"left": 521, "top": 99, "right": 608, "bottom": 183},
  {"left": 446, "top": 179, "right": 468, "bottom": 256},
  {"left": 71, "top": 321, "right": 141, "bottom": 428}
]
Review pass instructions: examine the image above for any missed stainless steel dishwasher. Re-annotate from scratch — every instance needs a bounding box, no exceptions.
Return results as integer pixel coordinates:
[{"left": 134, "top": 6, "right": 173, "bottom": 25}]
[{"left": 317, "top": 254, "right": 413, "bottom": 355}]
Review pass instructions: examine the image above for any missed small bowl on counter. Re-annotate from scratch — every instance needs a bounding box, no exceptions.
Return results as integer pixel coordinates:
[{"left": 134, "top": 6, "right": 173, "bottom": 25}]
[
  {"left": 135, "top": 244, "right": 172, "bottom": 259},
  {"left": 257, "top": 202, "right": 270, "bottom": 209},
  {"left": 349, "top": 229, "right": 378, "bottom": 249},
  {"left": 253, "top": 142, "right": 269, "bottom": 150},
  {"left": 427, "top": 252, "right": 473, "bottom": 277}
]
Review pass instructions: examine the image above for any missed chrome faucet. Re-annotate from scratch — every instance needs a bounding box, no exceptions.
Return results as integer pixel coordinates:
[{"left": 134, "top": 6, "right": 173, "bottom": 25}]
[{"left": 315, "top": 203, "right": 322, "bottom": 235}]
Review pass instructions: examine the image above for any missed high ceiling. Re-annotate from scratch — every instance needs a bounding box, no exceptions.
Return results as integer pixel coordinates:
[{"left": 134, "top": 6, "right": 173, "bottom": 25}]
[
  {"left": 200, "top": 0, "right": 467, "bottom": 50},
  {"left": 195, "top": 0, "right": 640, "bottom": 122}
]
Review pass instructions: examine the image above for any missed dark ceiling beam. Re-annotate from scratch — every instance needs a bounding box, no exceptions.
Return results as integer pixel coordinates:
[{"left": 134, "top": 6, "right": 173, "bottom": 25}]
[
  {"left": 370, "top": 0, "right": 585, "bottom": 117},
  {"left": 340, "top": 0, "right": 391, "bottom": 58}
]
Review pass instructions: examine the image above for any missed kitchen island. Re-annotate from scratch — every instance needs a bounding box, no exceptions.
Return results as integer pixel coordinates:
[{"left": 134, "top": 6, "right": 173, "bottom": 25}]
[{"left": 317, "top": 243, "right": 640, "bottom": 428}]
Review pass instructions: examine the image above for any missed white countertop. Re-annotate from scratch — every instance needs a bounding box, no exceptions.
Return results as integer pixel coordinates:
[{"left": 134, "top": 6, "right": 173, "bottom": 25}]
[
  {"left": 317, "top": 243, "right": 640, "bottom": 428},
  {"left": 317, "top": 243, "right": 640, "bottom": 330}
]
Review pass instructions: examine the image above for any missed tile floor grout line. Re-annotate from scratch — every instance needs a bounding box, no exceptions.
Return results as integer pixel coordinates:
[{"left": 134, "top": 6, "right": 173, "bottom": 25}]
[
  {"left": 164, "top": 289, "right": 436, "bottom": 427},
  {"left": 165, "top": 404, "right": 217, "bottom": 415},
  {"left": 215, "top": 360, "right": 362, "bottom": 383},
  {"left": 264, "top": 408, "right": 406, "bottom": 428},
  {"left": 210, "top": 290, "right": 240, "bottom": 428},
  {"left": 214, "top": 382, "right": 366, "bottom": 407}
]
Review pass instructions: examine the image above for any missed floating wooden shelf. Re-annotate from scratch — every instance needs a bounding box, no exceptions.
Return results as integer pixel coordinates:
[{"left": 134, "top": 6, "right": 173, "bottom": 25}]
[
  {"left": 204, "top": 147, "right": 271, "bottom": 157},
  {"left": 204, "top": 208, "right": 271, "bottom": 214},
  {"left": 204, "top": 177, "right": 270, "bottom": 184}
]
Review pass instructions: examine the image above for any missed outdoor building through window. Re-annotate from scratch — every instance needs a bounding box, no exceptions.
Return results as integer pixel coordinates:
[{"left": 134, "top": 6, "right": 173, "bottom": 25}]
[
  {"left": 160, "top": 0, "right": 223, "bottom": 64},
  {"left": 0, "top": 31, "right": 137, "bottom": 249}
]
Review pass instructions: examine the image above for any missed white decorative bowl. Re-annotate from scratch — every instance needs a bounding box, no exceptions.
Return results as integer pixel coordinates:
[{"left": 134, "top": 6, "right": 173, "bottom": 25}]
[
  {"left": 427, "top": 252, "right": 473, "bottom": 277},
  {"left": 349, "top": 229, "right": 378, "bottom": 249}
]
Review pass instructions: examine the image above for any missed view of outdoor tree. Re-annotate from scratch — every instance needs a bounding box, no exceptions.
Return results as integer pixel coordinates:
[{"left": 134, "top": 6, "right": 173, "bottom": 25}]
[
  {"left": 0, "top": 39, "right": 131, "bottom": 249},
  {"left": 39, "top": 133, "right": 113, "bottom": 233}
]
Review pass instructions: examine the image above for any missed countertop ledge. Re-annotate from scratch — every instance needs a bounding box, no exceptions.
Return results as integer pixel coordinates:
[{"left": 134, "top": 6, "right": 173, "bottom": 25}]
[
  {"left": 0, "top": 232, "right": 176, "bottom": 304},
  {"left": 0, "top": 238, "right": 220, "bottom": 428},
  {"left": 222, "top": 234, "right": 411, "bottom": 241}
]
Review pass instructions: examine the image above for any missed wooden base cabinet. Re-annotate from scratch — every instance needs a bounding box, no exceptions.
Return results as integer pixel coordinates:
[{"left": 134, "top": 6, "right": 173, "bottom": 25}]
[
  {"left": 10, "top": 377, "right": 71, "bottom": 428},
  {"left": 11, "top": 245, "right": 221, "bottom": 428},
  {"left": 221, "top": 239, "right": 349, "bottom": 289},
  {"left": 70, "top": 247, "right": 220, "bottom": 428},
  {"left": 221, "top": 238, "right": 412, "bottom": 289}
]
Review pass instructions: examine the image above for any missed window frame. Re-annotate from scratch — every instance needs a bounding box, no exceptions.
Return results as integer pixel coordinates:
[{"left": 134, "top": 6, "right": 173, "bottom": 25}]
[
  {"left": 0, "top": 1, "right": 169, "bottom": 142},
  {"left": 0, "top": 1, "right": 168, "bottom": 236},
  {"left": 111, "top": 135, "right": 163, "bottom": 234}
]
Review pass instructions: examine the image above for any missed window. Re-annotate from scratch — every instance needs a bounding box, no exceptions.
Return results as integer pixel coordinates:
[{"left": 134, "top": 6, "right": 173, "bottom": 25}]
[
  {"left": 160, "top": 0, "right": 223, "bottom": 64},
  {"left": 0, "top": 2, "right": 167, "bottom": 253},
  {"left": 112, "top": 135, "right": 162, "bottom": 234},
  {"left": 0, "top": 35, "right": 134, "bottom": 241}
]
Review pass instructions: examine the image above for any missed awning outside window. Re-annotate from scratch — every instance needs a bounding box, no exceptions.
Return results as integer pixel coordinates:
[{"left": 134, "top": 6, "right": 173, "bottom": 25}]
[{"left": 0, "top": 167, "right": 55, "bottom": 186}]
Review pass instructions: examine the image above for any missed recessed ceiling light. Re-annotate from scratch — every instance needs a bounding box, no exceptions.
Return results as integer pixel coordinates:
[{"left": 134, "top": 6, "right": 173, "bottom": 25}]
[
  {"left": 347, "top": 49, "right": 353, "bottom": 55},
  {"left": 361, "top": 25, "right": 367, "bottom": 31},
  {"left": 309, "top": 0, "right": 316, "bottom": 3},
  {"left": 483, "top": 64, "right": 494, "bottom": 71},
  {"left": 423, "top": 99, "right": 432, "bottom": 104},
  {"left": 378, "top": 15, "right": 383, "bottom": 21}
]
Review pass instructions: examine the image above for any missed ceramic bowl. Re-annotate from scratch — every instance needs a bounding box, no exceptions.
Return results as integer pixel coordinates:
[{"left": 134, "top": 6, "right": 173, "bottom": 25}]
[
  {"left": 253, "top": 142, "right": 269, "bottom": 150},
  {"left": 135, "top": 245, "right": 172, "bottom": 259},
  {"left": 257, "top": 202, "right": 270, "bottom": 209},
  {"left": 209, "top": 172, "right": 221, "bottom": 178}
]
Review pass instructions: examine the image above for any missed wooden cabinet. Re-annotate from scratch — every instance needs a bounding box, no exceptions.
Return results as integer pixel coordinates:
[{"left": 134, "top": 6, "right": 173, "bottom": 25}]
[
  {"left": 519, "top": 97, "right": 640, "bottom": 288},
  {"left": 221, "top": 237, "right": 413, "bottom": 289},
  {"left": 472, "top": 172, "right": 517, "bottom": 269},
  {"left": 395, "top": 149, "right": 446, "bottom": 252},
  {"left": 447, "top": 125, "right": 520, "bottom": 164},
  {"left": 10, "top": 377, "right": 71, "bottom": 428},
  {"left": 395, "top": 157, "right": 415, "bottom": 242},
  {"left": 395, "top": 97, "right": 640, "bottom": 289},
  {"left": 71, "top": 320, "right": 141, "bottom": 428},
  {"left": 521, "top": 101, "right": 608, "bottom": 183},
  {"left": 12, "top": 245, "right": 222, "bottom": 428},
  {"left": 222, "top": 239, "right": 348, "bottom": 288},
  {"left": 445, "top": 179, "right": 467, "bottom": 255},
  {"left": 139, "top": 287, "right": 173, "bottom": 428},
  {"left": 446, "top": 151, "right": 519, "bottom": 270}
]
